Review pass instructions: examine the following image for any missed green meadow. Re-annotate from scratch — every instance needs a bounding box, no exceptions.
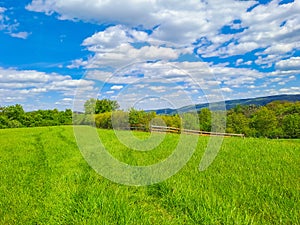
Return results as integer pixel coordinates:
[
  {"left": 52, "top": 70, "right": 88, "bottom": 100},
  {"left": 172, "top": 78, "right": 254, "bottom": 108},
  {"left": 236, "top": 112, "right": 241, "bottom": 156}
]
[{"left": 0, "top": 126, "right": 299, "bottom": 224}]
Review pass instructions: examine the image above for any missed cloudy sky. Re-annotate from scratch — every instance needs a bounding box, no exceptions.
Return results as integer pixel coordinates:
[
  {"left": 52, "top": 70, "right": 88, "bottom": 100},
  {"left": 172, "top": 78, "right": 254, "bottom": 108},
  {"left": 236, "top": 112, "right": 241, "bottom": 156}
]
[{"left": 0, "top": 0, "right": 299, "bottom": 111}]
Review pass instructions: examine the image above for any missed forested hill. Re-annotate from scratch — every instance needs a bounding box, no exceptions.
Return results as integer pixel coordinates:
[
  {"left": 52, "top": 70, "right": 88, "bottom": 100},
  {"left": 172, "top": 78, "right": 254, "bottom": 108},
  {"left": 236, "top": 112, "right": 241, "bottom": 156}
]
[{"left": 153, "top": 94, "right": 300, "bottom": 115}]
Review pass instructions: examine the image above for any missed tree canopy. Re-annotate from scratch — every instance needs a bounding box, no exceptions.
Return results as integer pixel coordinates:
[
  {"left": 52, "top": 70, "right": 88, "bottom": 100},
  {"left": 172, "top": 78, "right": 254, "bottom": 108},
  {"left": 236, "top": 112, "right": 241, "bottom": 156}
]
[
  {"left": 0, "top": 104, "right": 72, "bottom": 129},
  {"left": 84, "top": 98, "right": 119, "bottom": 114}
]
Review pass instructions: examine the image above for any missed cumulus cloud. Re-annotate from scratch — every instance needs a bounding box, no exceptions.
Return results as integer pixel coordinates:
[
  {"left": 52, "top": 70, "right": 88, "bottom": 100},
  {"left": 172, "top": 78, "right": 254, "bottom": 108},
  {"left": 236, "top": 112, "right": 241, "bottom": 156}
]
[
  {"left": 29, "top": 0, "right": 300, "bottom": 70},
  {"left": 26, "top": 0, "right": 253, "bottom": 46},
  {"left": 77, "top": 43, "right": 181, "bottom": 69},
  {"left": 82, "top": 25, "right": 149, "bottom": 51},
  {"left": 85, "top": 59, "right": 294, "bottom": 108},
  {"left": 0, "top": 67, "right": 95, "bottom": 109},
  {"left": 204, "top": 1, "right": 300, "bottom": 64},
  {"left": 0, "top": 68, "right": 65, "bottom": 84},
  {"left": 111, "top": 85, "right": 123, "bottom": 90},
  {"left": 26, "top": 0, "right": 300, "bottom": 62},
  {"left": 24, "top": 0, "right": 300, "bottom": 109},
  {"left": 276, "top": 57, "right": 300, "bottom": 71},
  {"left": 221, "top": 87, "right": 233, "bottom": 93}
]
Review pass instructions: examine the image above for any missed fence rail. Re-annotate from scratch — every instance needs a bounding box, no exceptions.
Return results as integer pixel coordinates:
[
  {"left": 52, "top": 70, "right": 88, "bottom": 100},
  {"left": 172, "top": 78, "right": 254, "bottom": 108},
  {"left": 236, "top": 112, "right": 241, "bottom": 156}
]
[{"left": 150, "top": 125, "right": 244, "bottom": 138}]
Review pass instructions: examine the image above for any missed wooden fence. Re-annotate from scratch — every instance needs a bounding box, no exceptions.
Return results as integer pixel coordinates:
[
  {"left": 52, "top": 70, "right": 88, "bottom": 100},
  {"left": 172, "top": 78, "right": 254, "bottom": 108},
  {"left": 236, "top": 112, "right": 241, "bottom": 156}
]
[{"left": 150, "top": 125, "right": 245, "bottom": 138}]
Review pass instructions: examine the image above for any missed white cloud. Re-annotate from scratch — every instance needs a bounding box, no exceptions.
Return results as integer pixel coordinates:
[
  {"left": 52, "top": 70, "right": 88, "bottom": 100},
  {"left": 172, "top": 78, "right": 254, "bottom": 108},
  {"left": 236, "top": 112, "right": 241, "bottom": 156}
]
[
  {"left": 62, "top": 98, "right": 73, "bottom": 101},
  {"left": 23, "top": 0, "right": 300, "bottom": 110},
  {"left": 0, "top": 7, "right": 8, "bottom": 29},
  {"left": 276, "top": 57, "right": 300, "bottom": 71},
  {"left": 67, "top": 58, "right": 89, "bottom": 69},
  {"left": 0, "top": 7, "right": 31, "bottom": 39},
  {"left": 48, "top": 79, "right": 94, "bottom": 91},
  {"left": 0, "top": 67, "right": 95, "bottom": 109},
  {"left": 82, "top": 25, "right": 148, "bottom": 51},
  {"left": 279, "top": 86, "right": 300, "bottom": 94},
  {"left": 111, "top": 85, "right": 123, "bottom": 90},
  {"left": 84, "top": 60, "right": 292, "bottom": 109},
  {"left": 54, "top": 98, "right": 74, "bottom": 107},
  {"left": 236, "top": 58, "right": 253, "bottom": 66},
  {"left": 26, "top": 0, "right": 300, "bottom": 65},
  {"left": 26, "top": 0, "right": 157, "bottom": 26},
  {"left": 34, "top": 0, "right": 300, "bottom": 73},
  {"left": 197, "top": 1, "right": 300, "bottom": 66},
  {"left": 9, "top": 31, "right": 31, "bottom": 39},
  {"left": 27, "top": 0, "right": 254, "bottom": 46},
  {"left": 0, "top": 68, "right": 66, "bottom": 83},
  {"left": 221, "top": 87, "right": 233, "bottom": 93},
  {"left": 149, "top": 86, "right": 166, "bottom": 93},
  {"left": 263, "top": 43, "right": 298, "bottom": 55},
  {"left": 83, "top": 43, "right": 180, "bottom": 69},
  {"left": 85, "top": 70, "right": 113, "bottom": 81},
  {"left": 66, "top": 24, "right": 187, "bottom": 69}
]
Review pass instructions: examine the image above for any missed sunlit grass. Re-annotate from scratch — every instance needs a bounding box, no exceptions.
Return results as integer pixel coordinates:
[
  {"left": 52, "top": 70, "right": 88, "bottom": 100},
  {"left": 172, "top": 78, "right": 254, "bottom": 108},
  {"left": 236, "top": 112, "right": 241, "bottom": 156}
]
[{"left": 0, "top": 126, "right": 299, "bottom": 224}]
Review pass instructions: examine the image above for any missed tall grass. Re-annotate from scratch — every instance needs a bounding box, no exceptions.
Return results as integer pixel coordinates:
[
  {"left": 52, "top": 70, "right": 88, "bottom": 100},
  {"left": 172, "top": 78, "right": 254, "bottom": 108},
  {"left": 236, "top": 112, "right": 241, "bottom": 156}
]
[{"left": 0, "top": 126, "right": 299, "bottom": 224}]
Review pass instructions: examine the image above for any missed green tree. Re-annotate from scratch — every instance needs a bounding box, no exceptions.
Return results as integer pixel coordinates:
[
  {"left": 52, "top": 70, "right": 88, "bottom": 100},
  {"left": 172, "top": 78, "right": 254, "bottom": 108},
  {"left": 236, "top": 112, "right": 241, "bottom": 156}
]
[
  {"left": 95, "top": 99, "right": 119, "bottom": 114},
  {"left": 128, "top": 108, "right": 155, "bottom": 131},
  {"left": 94, "top": 112, "right": 112, "bottom": 129},
  {"left": 129, "top": 108, "right": 146, "bottom": 128},
  {"left": 7, "top": 120, "right": 23, "bottom": 128},
  {"left": 159, "top": 115, "right": 181, "bottom": 128},
  {"left": 199, "top": 108, "right": 211, "bottom": 131},
  {"left": 0, "top": 115, "right": 9, "bottom": 128},
  {"left": 84, "top": 98, "right": 97, "bottom": 114},
  {"left": 282, "top": 113, "right": 300, "bottom": 138},
  {"left": 182, "top": 113, "right": 199, "bottom": 130},
  {"left": 226, "top": 113, "right": 252, "bottom": 136},
  {"left": 111, "top": 111, "right": 130, "bottom": 130},
  {"left": 84, "top": 98, "right": 119, "bottom": 114},
  {"left": 251, "top": 107, "right": 278, "bottom": 137},
  {"left": 3, "top": 104, "right": 25, "bottom": 122},
  {"left": 63, "top": 109, "right": 73, "bottom": 124}
]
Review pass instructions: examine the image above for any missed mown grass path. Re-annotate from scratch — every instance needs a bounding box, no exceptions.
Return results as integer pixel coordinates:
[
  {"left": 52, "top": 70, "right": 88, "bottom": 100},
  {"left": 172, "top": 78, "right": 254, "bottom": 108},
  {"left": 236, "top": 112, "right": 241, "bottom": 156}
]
[{"left": 0, "top": 126, "right": 299, "bottom": 224}]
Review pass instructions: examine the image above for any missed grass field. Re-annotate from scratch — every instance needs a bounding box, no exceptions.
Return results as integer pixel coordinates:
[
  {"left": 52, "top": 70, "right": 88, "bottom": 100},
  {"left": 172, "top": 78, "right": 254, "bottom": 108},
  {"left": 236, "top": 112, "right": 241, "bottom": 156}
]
[{"left": 0, "top": 126, "right": 299, "bottom": 224}]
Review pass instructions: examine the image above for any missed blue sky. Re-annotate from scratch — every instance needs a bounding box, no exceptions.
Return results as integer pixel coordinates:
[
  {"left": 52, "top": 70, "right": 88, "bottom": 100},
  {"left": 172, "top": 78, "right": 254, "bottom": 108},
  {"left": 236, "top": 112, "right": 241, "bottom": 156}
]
[{"left": 0, "top": 0, "right": 299, "bottom": 111}]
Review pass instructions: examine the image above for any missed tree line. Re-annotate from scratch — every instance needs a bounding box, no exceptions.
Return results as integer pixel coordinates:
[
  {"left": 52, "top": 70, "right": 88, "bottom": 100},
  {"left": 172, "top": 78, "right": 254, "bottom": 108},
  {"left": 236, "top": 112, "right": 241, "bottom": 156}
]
[
  {"left": 0, "top": 104, "right": 72, "bottom": 128},
  {"left": 1, "top": 98, "right": 299, "bottom": 138},
  {"left": 73, "top": 98, "right": 300, "bottom": 139}
]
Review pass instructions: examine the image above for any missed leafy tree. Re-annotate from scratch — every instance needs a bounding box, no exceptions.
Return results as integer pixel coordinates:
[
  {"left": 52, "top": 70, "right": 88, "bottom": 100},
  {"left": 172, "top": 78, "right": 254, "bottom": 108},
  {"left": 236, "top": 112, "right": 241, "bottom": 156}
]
[
  {"left": 7, "top": 120, "right": 23, "bottom": 128},
  {"left": 94, "top": 112, "right": 112, "bottom": 129},
  {"left": 226, "top": 113, "right": 253, "bottom": 136},
  {"left": 128, "top": 108, "right": 155, "bottom": 131},
  {"left": 84, "top": 98, "right": 97, "bottom": 114},
  {"left": 84, "top": 98, "right": 119, "bottom": 114},
  {"left": 282, "top": 113, "right": 300, "bottom": 138},
  {"left": 129, "top": 108, "right": 147, "bottom": 128},
  {"left": 199, "top": 108, "right": 211, "bottom": 131},
  {"left": 241, "top": 104, "right": 260, "bottom": 118},
  {"left": 0, "top": 104, "right": 74, "bottom": 128},
  {"left": 63, "top": 109, "right": 73, "bottom": 124},
  {"left": 251, "top": 107, "right": 278, "bottom": 137},
  {"left": 73, "top": 114, "right": 93, "bottom": 125},
  {"left": 111, "top": 111, "right": 130, "bottom": 130},
  {"left": 158, "top": 115, "right": 181, "bottom": 128},
  {"left": 95, "top": 99, "right": 119, "bottom": 114},
  {"left": 0, "top": 115, "right": 8, "bottom": 129},
  {"left": 182, "top": 113, "right": 199, "bottom": 130},
  {"left": 3, "top": 104, "right": 25, "bottom": 122}
]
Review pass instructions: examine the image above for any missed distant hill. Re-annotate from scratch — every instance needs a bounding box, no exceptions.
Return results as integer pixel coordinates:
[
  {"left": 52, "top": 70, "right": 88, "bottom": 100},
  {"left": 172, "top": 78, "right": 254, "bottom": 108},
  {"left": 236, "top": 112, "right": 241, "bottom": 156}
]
[{"left": 150, "top": 94, "right": 300, "bottom": 115}]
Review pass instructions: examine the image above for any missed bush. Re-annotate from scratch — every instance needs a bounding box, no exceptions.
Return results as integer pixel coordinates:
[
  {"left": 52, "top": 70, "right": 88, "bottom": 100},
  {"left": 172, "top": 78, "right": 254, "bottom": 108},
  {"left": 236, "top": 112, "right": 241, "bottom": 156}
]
[{"left": 94, "top": 112, "right": 112, "bottom": 129}]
